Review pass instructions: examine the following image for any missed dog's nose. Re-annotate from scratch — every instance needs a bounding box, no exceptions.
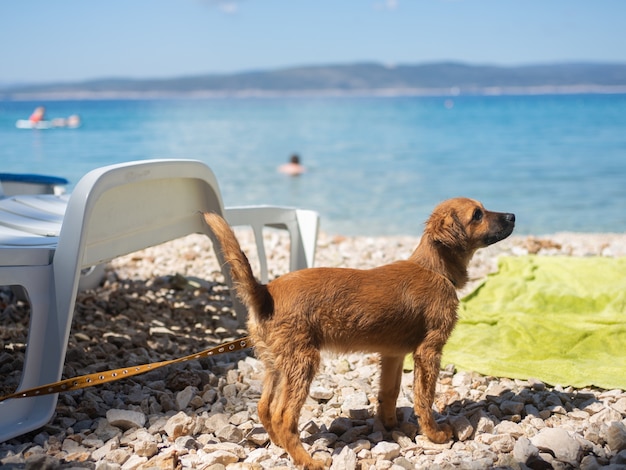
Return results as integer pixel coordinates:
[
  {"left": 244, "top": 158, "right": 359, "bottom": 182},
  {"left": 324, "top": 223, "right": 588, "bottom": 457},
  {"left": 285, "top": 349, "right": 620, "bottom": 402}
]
[{"left": 505, "top": 213, "right": 516, "bottom": 223}]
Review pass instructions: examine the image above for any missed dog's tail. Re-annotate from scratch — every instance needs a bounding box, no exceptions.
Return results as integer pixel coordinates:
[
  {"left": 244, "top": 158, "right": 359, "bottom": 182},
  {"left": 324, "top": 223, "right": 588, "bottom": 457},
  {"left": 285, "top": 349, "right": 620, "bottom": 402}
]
[{"left": 202, "top": 212, "right": 272, "bottom": 318}]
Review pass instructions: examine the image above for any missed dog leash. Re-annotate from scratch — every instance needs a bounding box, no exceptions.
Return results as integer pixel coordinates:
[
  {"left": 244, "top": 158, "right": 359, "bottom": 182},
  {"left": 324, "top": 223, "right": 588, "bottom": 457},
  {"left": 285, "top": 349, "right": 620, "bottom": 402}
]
[{"left": 0, "top": 336, "right": 253, "bottom": 402}]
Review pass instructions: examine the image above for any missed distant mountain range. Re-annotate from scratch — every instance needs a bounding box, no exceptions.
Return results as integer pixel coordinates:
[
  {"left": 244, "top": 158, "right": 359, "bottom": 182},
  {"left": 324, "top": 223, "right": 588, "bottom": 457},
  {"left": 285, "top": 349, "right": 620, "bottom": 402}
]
[{"left": 3, "top": 62, "right": 626, "bottom": 99}]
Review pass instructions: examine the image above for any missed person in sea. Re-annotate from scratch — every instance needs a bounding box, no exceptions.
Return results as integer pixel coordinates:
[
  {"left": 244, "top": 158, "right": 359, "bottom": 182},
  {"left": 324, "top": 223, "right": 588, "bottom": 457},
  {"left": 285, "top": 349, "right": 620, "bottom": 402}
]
[
  {"left": 278, "top": 154, "right": 306, "bottom": 176},
  {"left": 29, "top": 106, "right": 46, "bottom": 124}
]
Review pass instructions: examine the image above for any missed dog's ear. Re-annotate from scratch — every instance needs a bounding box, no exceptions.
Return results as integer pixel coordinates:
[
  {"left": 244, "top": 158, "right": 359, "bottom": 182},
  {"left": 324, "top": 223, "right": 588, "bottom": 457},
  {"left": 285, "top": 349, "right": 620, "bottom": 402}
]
[{"left": 426, "top": 211, "right": 468, "bottom": 249}]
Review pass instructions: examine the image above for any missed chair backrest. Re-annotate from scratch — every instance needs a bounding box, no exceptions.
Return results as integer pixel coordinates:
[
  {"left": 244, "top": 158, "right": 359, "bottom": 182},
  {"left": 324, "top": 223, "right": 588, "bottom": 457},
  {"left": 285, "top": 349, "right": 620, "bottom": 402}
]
[{"left": 53, "top": 159, "right": 225, "bottom": 301}]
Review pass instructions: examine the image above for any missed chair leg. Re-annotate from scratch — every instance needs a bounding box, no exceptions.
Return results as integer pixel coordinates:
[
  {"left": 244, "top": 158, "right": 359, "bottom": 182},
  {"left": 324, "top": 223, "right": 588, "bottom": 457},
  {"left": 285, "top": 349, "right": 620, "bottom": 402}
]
[
  {"left": 291, "top": 210, "right": 319, "bottom": 271},
  {"left": 77, "top": 263, "right": 106, "bottom": 291},
  {"left": 0, "top": 266, "right": 62, "bottom": 443}
]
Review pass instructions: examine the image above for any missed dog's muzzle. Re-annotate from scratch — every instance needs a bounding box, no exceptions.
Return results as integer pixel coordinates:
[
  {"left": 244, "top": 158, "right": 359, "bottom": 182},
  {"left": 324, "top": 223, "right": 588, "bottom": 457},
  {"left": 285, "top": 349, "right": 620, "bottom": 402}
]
[{"left": 485, "top": 212, "right": 515, "bottom": 245}]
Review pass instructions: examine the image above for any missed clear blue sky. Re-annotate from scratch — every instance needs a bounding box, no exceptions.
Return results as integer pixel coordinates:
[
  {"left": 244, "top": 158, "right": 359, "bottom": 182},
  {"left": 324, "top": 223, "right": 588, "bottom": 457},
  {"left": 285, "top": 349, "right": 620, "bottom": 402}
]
[{"left": 1, "top": 0, "right": 625, "bottom": 85}]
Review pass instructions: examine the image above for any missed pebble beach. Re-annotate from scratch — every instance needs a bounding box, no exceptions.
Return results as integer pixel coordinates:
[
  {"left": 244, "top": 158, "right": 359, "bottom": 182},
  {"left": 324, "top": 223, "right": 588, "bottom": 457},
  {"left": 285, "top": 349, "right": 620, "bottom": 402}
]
[{"left": 1, "top": 229, "right": 626, "bottom": 470}]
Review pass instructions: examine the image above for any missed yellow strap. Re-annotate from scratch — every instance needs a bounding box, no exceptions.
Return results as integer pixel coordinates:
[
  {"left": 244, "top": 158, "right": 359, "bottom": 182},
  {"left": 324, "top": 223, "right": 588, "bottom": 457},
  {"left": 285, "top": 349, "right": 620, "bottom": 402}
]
[{"left": 0, "top": 336, "right": 253, "bottom": 402}]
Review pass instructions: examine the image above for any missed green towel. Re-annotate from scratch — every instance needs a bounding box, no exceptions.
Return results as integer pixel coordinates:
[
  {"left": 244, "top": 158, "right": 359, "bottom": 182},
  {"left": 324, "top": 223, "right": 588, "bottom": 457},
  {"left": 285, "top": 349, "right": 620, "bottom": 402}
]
[{"left": 409, "top": 256, "right": 626, "bottom": 390}]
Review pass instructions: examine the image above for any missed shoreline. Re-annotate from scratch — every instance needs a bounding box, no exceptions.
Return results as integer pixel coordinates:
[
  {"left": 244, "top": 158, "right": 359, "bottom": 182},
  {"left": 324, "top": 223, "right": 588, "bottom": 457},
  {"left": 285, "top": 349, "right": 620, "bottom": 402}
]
[
  {"left": 3, "top": 85, "right": 626, "bottom": 101},
  {"left": 1, "top": 231, "right": 625, "bottom": 469}
]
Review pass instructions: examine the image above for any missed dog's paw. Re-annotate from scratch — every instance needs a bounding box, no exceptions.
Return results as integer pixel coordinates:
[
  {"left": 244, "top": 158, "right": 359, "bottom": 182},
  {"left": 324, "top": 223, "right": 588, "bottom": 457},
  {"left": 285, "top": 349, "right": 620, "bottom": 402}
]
[
  {"left": 425, "top": 422, "right": 453, "bottom": 444},
  {"left": 302, "top": 450, "right": 330, "bottom": 470},
  {"left": 303, "top": 459, "right": 327, "bottom": 470},
  {"left": 376, "top": 407, "right": 400, "bottom": 430},
  {"left": 379, "top": 414, "right": 398, "bottom": 430}
]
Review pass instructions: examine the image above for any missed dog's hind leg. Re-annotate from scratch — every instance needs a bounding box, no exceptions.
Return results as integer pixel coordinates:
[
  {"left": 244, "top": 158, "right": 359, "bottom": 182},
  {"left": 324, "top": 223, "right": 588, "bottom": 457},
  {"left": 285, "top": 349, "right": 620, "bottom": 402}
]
[
  {"left": 377, "top": 355, "right": 404, "bottom": 429},
  {"left": 412, "top": 343, "right": 453, "bottom": 444},
  {"left": 257, "top": 367, "right": 282, "bottom": 447},
  {"left": 273, "top": 348, "right": 324, "bottom": 470}
]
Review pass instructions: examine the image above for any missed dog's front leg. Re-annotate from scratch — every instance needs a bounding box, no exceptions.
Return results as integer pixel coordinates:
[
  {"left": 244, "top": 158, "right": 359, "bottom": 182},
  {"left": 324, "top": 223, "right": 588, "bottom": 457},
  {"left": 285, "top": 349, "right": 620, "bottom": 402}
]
[
  {"left": 412, "top": 345, "right": 453, "bottom": 443},
  {"left": 377, "top": 355, "right": 404, "bottom": 429}
]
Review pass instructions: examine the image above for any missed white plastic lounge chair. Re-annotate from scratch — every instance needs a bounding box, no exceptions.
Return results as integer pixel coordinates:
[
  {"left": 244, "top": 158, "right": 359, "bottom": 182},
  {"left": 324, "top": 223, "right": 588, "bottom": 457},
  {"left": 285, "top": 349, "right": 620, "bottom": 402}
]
[{"left": 0, "top": 159, "right": 319, "bottom": 443}]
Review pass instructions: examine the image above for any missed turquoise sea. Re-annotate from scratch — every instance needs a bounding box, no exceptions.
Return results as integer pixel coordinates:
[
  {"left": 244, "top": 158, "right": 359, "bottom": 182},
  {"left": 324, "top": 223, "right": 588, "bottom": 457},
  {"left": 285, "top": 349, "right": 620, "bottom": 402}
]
[{"left": 1, "top": 94, "right": 625, "bottom": 236}]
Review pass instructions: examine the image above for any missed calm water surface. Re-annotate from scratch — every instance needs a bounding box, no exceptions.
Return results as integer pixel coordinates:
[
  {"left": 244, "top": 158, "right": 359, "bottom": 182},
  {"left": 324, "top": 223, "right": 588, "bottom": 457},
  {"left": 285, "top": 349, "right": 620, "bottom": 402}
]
[{"left": 1, "top": 94, "right": 625, "bottom": 236}]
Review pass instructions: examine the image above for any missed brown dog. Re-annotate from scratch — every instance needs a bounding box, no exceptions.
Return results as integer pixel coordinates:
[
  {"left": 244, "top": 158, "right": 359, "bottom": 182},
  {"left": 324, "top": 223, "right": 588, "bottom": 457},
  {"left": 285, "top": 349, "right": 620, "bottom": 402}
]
[{"left": 203, "top": 198, "right": 515, "bottom": 469}]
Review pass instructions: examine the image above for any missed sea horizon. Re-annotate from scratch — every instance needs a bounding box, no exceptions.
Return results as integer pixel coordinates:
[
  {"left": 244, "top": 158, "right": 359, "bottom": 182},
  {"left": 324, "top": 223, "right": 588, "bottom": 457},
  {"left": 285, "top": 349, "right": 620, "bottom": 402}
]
[{"left": 4, "top": 84, "right": 626, "bottom": 102}]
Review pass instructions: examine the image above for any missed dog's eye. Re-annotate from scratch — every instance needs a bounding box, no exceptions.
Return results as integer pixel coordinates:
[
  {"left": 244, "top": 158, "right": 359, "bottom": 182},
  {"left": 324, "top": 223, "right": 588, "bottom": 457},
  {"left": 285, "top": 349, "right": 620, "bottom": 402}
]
[{"left": 472, "top": 209, "right": 483, "bottom": 222}]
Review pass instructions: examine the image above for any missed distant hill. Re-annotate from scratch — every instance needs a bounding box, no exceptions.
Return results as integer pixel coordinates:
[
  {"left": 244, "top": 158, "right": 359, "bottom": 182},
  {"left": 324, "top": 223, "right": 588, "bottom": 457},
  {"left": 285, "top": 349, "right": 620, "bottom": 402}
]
[{"left": 3, "top": 62, "right": 626, "bottom": 99}]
